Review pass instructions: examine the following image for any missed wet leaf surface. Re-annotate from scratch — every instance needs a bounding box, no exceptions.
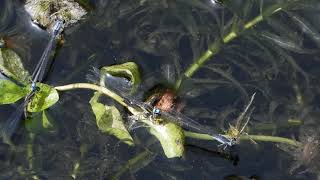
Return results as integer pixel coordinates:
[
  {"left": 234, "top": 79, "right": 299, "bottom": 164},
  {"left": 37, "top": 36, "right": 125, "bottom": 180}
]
[
  {"left": 149, "top": 121, "right": 185, "bottom": 158},
  {"left": 0, "top": 79, "right": 30, "bottom": 104},
  {"left": 101, "top": 62, "right": 141, "bottom": 93},
  {"left": 27, "top": 83, "right": 59, "bottom": 112},
  {"left": 0, "top": 48, "right": 30, "bottom": 85},
  {"left": 25, "top": 110, "right": 57, "bottom": 134},
  {"left": 90, "top": 92, "right": 134, "bottom": 146}
]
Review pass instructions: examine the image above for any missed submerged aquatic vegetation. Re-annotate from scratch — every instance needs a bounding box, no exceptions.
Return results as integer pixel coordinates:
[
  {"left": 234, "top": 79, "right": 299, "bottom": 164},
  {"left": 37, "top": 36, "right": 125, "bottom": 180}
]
[
  {"left": 1, "top": 0, "right": 320, "bottom": 179},
  {"left": 278, "top": 124, "right": 320, "bottom": 175}
]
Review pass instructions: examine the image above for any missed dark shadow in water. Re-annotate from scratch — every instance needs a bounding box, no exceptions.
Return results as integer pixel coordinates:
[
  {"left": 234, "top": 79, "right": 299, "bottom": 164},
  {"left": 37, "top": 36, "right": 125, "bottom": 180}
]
[{"left": 186, "top": 144, "right": 239, "bottom": 166}]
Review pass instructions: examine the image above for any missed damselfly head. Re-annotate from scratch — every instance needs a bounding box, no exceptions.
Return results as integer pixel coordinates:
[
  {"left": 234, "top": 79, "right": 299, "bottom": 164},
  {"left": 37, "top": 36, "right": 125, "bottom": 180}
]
[
  {"left": 47, "top": 16, "right": 64, "bottom": 36},
  {"left": 152, "top": 108, "right": 161, "bottom": 118}
]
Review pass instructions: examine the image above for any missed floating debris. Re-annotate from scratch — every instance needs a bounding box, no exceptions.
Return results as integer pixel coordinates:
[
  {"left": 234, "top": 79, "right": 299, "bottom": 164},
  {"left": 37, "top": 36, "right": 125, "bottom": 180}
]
[
  {"left": 0, "top": 39, "right": 4, "bottom": 48},
  {"left": 24, "top": 0, "right": 87, "bottom": 28},
  {"left": 278, "top": 125, "right": 320, "bottom": 175},
  {"left": 289, "top": 127, "right": 320, "bottom": 175}
]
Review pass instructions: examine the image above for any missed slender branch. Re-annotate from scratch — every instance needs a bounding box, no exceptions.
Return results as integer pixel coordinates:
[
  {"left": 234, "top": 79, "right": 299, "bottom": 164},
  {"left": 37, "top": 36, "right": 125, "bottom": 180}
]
[
  {"left": 175, "top": 2, "right": 288, "bottom": 90},
  {"left": 184, "top": 131, "right": 302, "bottom": 147},
  {"left": 240, "top": 134, "right": 301, "bottom": 147},
  {"left": 55, "top": 83, "right": 303, "bottom": 147},
  {"left": 55, "top": 83, "right": 140, "bottom": 115},
  {"left": 55, "top": 83, "right": 157, "bottom": 127}
]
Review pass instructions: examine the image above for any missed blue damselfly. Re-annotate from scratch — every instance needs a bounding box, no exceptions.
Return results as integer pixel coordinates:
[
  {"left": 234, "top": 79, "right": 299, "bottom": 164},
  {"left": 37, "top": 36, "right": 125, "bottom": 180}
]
[
  {"left": 98, "top": 71, "right": 234, "bottom": 147},
  {"left": 0, "top": 19, "right": 64, "bottom": 144}
]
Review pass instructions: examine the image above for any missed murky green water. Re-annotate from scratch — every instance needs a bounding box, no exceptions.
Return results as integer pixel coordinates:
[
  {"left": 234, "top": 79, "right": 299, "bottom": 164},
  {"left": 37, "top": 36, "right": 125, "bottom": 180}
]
[{"left": 1, "top": 0, "right": 320, "bottom": 179}]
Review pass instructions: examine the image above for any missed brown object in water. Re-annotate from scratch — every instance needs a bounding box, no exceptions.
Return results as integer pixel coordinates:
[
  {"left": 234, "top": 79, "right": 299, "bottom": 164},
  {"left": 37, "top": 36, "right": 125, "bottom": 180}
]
[{"left": 154, "top": 89, "right": 177, "bottom": 112}]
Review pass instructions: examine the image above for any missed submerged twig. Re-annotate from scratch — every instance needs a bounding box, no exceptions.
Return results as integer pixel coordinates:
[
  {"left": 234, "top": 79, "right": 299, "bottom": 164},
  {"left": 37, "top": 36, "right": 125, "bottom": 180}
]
[{"left": 184, "top": 131, "right": 301, "bottom": 147}]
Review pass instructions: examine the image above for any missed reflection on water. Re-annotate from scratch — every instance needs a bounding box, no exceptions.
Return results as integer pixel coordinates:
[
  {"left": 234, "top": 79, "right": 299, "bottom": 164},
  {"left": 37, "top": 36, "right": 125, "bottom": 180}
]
[{"left": 1, "top": 0, "right": 320, "bottom": 179}]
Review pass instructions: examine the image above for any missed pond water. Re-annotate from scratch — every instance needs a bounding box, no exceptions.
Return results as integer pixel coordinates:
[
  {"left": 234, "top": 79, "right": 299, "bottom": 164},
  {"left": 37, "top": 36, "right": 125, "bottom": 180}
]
[{"left": 1, "top": 0, "right": 320, "bottom": 179}]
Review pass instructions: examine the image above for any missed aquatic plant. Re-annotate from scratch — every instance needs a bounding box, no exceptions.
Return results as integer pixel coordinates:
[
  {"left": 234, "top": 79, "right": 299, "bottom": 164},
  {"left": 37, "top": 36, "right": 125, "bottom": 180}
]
[
  {"left": 1, "top": 0, "right": 320, "bottom": 179},
  {"left": 277, "top": 124, "right": 320, "bottom": 175}
]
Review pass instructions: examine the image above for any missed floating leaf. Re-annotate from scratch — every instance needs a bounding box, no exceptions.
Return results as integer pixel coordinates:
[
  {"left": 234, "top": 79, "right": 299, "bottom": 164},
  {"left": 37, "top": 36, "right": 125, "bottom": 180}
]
[
  {"left": 101, "top": 62, "right": 141, "bottom": 93},
  {"left": 90, "top": 92, "right": 134, "bottom": 146},
  {"left": 0, "top": 79, "right": 30, "bottom": 104},
  {"left": 25, "top": 110, "right": 57, "bottom": 134},
  {"left": 0, "top": 48, "right": 31, "bottom": 84},
  {"left": 149, "top": 122, "right": 185, "bottom": 158},
  {"left": 27, "top": 83, "right": 59, "bottom": 112}
]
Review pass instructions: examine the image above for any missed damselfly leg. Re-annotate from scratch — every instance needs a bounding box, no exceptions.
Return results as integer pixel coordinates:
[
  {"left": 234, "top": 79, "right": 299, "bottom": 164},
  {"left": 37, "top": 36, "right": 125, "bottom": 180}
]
[{"left": 0, "top": 103, "right": 25, "bottom": 144}]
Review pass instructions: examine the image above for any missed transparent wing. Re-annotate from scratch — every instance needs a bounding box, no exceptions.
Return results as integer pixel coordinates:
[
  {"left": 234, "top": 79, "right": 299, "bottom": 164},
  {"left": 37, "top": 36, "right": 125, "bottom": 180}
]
[
  {"left": 159, "top": 109, "right": 210, "bottom": 134},
  {"left": 0, "top": 103, "right": 25, "bottom": 144}
]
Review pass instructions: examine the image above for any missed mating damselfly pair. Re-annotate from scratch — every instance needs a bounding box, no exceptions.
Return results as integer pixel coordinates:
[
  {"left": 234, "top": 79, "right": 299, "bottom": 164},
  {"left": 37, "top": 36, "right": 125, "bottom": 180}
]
[
  {"left": 99, "top": 72, "right": 256, "bottom": 148},
  {"left": 0, "top": 19, "right": 64, "bottom": 145}
]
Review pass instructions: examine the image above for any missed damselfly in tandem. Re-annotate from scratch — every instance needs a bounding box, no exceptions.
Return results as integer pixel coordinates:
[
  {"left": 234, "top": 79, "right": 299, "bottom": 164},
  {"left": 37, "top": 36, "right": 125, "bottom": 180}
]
[
  {"left": 129, "top": 98, "right": 234, "bottom": 147},
  {"left": 0, "top": 19, "right": 64, "bottom": 145},
  {"left": 97, "top": 72, "right": 235, "bottom": 148}
]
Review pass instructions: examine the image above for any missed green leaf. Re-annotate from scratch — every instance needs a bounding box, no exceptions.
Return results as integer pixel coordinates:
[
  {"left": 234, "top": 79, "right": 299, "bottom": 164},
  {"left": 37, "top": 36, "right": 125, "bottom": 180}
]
[
  {"left": 25, "top": 110, "right": 57, "bottom": 134},
  {"left": 149, "top": 121, "right": 185, "bottom": 158},
  {"left": 0, "top": 79, "right": 30, "bottom": 104},
  {"left": 90, "top": 92, "right": 134, "bottom": 146},
  {"left": 27, "top": 83, "right": 59, "bottom": 112},
  {"left": 101, "top": 62, "right": 141, "bottom": 93},
  {"left": 0, "top": 48, "right": 31, "bottom": 85}
]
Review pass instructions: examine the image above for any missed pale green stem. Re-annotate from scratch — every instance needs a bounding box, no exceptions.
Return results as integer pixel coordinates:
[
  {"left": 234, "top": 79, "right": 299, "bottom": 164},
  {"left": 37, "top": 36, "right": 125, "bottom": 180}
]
[
  {"left": 27, "top": 133, "right": 40, "bottom": 180},
  {"left": 175, "top": 2, "right": 286, "bottom": 90},
  {"left": 55, "top": 83, "right": 157, "bottom": 131},
  {"left": 55, "top": 83, "right": 140, "bottom": 115},
  {"left": 27, "top": 133, "right": 34, "bottom": 169},
  {"left": 184, "top": 131, "right": 302, "bottom": 147},
  {"left": 55, "top": 83, "right": 302, "bottom": 147}
]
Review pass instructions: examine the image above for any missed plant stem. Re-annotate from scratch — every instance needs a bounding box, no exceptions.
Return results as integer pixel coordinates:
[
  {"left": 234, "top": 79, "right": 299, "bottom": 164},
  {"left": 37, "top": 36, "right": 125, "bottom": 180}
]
[
  {"left": 184, "top": 131, "right": 302, "bottom": 147},
  {"left": 55, "top": 83, "right": 140, "bottom": 115},
  {"left": 54, "top": 83, "right": 180, "bottom": 129},
  {"left": 27, "top": 133, "right": 40, "bottom": 180},
  {"left": 55, "top": 83, "right": 302, "bottom": 148},
  {"left": 175, "top": 2, "right": 287, "bottom": 90}
]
